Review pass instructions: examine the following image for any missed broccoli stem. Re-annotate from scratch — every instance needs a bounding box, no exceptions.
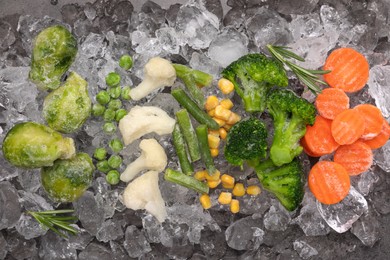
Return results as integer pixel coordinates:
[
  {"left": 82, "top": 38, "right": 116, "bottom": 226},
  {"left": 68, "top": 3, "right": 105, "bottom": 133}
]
[
  {"left": 171, "top": 89, "right": 220, "bottom": 130},
  {"left": 172, "top": 123, "right": 194, "bottom": 175},
  {"left": 173, "top": 64, "right": 213, "bottom": 86},
  {"left": 196, "top": 124, "right": 217, "bottom": 175},
  {"left": 164, "top": 168, "right": 209, "bottom": 194},
  {"left": 176, "top": 109, "right": 201, "bottom": 162}
]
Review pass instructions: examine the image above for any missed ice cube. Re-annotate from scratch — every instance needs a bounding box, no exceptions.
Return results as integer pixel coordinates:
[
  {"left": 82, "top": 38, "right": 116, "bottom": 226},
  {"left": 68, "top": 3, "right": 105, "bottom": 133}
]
[
  {"left": 0, "top": 181, "right": 22, "bottom": 230},
  {"left": 263, "top": 204, "right": 291, "bottom": 232},
  {"left": 276, "top": 0, "right": 319, "bottom": 15},
  {"left": 293, "top": 240, "right": 319, "bottom": 259},
  {"left": 96, "top": 219, "right": 124, "bottom": 242},
  {"left": 199, "top": 228, "right": 227, "bottom": 259},
  {"left": 79, "top": 242, "right": 112, "bottom": 260},
  {"left": 7, "top": 230, "right": 38, "bottom": 260},
  {"left": 351, "top": 170, "right": 379, "bottom": 196},
  {"left": 142, "top": 214, "right": 162, "bottom": 243},
  {"left": 109, "top": 240, "right": 129, "bottom": 260},
  {"left": 15, "top": 213, "right": 48, "bottom": 239},
  {"left": 123, "top": 225, "right": 152, "bottom": 258},
  {"left": 68, "top": 225, "right": 94, "bottom": 250},
  {"left": 39, "top": 231, "right": 77, "bottom": 259},
  {"left": 374, "top": 140, "right": 390, "bottom": 173},
  {"left": 0, "top": 232, "right": 7, "bottom": 259},
  {"left": 351, "top": 210, "right": 379, "bottom": 247},
  {"left": 17, "top": 169, "right": 41, "bottom": 192},
  {"left": 225, "top": 216, "right": 264, "bottom": 251},
  {"left": 0, "top": 20, "right": 16, "bottom": 52},
  {"left": 156, "top": 27, "right": 181, "bottom": 54}
]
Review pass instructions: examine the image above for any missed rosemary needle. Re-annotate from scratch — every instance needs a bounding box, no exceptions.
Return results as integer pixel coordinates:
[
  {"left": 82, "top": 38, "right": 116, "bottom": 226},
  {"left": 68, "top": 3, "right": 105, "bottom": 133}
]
[{"left": 266, "top": 44, "right": 331, "bottom": 94}]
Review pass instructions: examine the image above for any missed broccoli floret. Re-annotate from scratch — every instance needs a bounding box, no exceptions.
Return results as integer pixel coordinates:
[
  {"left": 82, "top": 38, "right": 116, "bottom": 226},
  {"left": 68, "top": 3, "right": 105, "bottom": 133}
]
[
  {"left": 267, "top": 88, "right": 316, "bottom": 166},
  {"left": 224, "top": 117, "right": 268, "bottom": 167},
  {"left": 221, "top": 53, "right": 288, "bottom": 113},
  {"left": 255, "top": 158, "right": 304, "bottom": 211}
]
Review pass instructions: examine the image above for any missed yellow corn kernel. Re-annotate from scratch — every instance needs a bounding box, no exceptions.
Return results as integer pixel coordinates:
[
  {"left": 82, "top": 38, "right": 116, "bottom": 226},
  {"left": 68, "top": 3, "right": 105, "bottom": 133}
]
[
  {"left": 226, "top": 112, "right": 241, "bottom": 125},
  {"left": 221, "top": 174, "right": 235, "bottom": 189},
  {"left": 214, "top": 105, "right": 232, "bottom": 121},
  {"left": 207, "top": 179, "right": 221, "bottom": 188},
  {"left": 230, "top": 199, "right": 240, "bottom": 213},
  {"left": 246, "top": 185, "right": 261, "bottom": 196},
  {"left": 213, "top": 117, "right": 226, "bottom": 127},
  {"left": 208, "top": 129, "right": 219, "bottom": 136},
  {"left": 232, "top": 183, "right": 246, "bottom": 197},
  {"left": 194, "top": 170, "right": 207, "bottom": 181},
  {"left": 210, "top": 148, "right": 219, "bottom": 157},
  {"left": 219, "top": 128, "right": 228, "bottom": 140},
  {"left": 220, "top": 99, "right": 234, "bottom": 110},
  {"left": 205, "top": 169, "right": 220, "bottom": 181},
  {"left": 208, "top": 108, "right": 216, "bottom": 117},
  {"left": 218, "top": 192, "right": 232, "bottom": 205},
  {"left": 199, "top": 194, "right": 212, "bottom": 209},
  {"left": 208, "top": 134, "right": 220, "bottom": 149},
  {"left": 205, "top": 96, "right": 219, "bottom": 111},
  {"left": 223, "top": 124, "right": 233, "bottom": 131},
  {"left": 218, "top": 78, "right": 234, "bottom": 94}
]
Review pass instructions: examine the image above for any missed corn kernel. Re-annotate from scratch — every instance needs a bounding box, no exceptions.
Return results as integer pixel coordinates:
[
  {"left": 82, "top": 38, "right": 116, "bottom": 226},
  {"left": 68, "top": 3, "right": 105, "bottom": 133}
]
[
  {"left": 230, "top": 199, "right": 240, "bottom": 213},
  {"left": 219, "top": 128, "right": 228, "bottom": 140},
  {"left": 226, "top": 112, "right": 241, "bottom": 125},
  {"left": 221, "top": 174, "right": 235, "bottom": 189},
  {"left": 205, "top": 169, "right": 220, "bottom": 181},
  {"left": 218, "top": 78, "right": 234, "bottom": 94},
  {"left": 207, "top": 108, "right": 216, "bottom": 117},
  {"left": 205, "top": 96, "right": 219, "bottom": 111},
  {"left": 220, "top": 99, "right": 234, "bottom": 110},
  {"left": 232, "top": 183, "right": 246, "bottom": 197},
  {"left": 223, "top": 124, "right": 233, "bottom": 131},
  {"left": 218, "top": 192, "right": 232, "bottom": 205},
  {"left": 208, "top": 134, "right": 220, "bottom": 149},
  {"left": 246, "top": 185, "right": 261, "bottom": 196},
  {"left": 213, "top": 117, "right": 225, "bottom": 127},
  {"left": 194, "top": 170, "right": 207, "bottom": 181},
  {"left": 207, "top": 179, "right": 221, "bottom": 188},
  {"left": 200, "top": 194, "right": 212, "bottom": 209},
  {"left": 214, "top": 105, "right": 232, "bottom": 121},
  {"left": 208, "top": 129, "right": 219, "bottom": 136},
  {"left": 210, "top": 148, "right": 219, "bottom": 157}
]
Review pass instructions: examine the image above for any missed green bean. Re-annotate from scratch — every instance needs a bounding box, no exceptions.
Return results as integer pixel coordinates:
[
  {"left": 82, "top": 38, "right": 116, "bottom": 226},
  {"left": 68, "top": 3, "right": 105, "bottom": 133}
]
[
  {"left": 176, "top": 109, "right": 200, "bottom": 162},
  {"left": 172, "top": 123, "right": 193, "bottom": 175},
  {"left": 196, "top": 124, "right": 217, "bottom": 175},
  {"left": 164, "top": 168, "right": 209, "bottom": 194}
]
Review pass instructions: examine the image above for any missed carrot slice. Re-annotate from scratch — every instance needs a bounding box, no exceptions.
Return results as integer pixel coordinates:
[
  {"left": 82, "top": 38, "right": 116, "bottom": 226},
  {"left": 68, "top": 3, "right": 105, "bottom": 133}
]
[
  {"left": 308, "top": 161, "right": 350, "bottom": 205},
  {"left": 302, "top": 115, "right": 339, "bottom": 156},
  {"left": 331, "top": 109, "right": 365, "bottom": 145},
  {"left": 315, "top": 88, "right": 349, "bottom": 120},
  {"left": 354, "top": 104, "right": 384, "bottom": 140},
  {"left": 334, "top": 141, "right": 373, "bottom": 176},
  {"left": 362, "top": 120, "right": 390, "bottom": 149},
  {"left": 300, "top": 136, "right": 323, "bottom": 157},
  {"left": 323, "top": 47, "right": 369, "bottom": 93}
]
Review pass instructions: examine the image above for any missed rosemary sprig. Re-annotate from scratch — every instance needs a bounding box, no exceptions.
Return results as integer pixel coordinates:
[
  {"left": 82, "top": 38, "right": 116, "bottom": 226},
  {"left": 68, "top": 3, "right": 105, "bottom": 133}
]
[
  {"left": 266, "top": 44, "right": 331, "bottom": 94},
  {"left": 27, "top": 209, "right": 79, "bottom": 238}
]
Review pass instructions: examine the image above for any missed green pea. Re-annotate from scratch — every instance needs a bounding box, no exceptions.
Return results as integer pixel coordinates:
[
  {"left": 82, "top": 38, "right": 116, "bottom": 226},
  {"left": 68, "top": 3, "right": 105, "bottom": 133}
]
[
  {"left": 108, "top": 154, "right": 122, "bottom": 169},
  {"left": 106, "top": 170, "right": 120, "bottom": 185},
  {"left": 96, "top": 91, "right": 111, "bottom": 105},
  {"left": 93, "top": 147, "right": 107, "bottom": 161},
  {"left": 106, "top": 72, "right": 121, "bottom": 87},
  {"left": 119, "top": 55, "right": 133, "bottom": 70},
  {"left": 92, "top": 103, "right": 106, "bottom": 117},
  {"left": 121, "top": 86, "right": 131, "bottom": 100},
  {"left": 107, "top": 99, "right": 122, "bottom": 111},
  {"left": 96, "top": 160, "right": 110, "bottom": 173},
  {"left": 115, "top": 109, "right": 127, "bottom": 122},
  {"left": 103, "top": 122, "right": 116, "bottom": 134},
  {"left": 109, "top": 138, "right": 124, "bottom": 153},
  {"left": 103, "top": 108, "right": 116, "bottom": 121},
  {"left": 108, "top": 86, "right": 121, "bottom": 99}
]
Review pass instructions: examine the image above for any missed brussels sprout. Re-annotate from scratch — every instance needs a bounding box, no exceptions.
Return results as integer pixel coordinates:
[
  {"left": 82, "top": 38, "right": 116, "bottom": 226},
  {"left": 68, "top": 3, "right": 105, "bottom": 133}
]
[
  {"left": 2, "top": 122, "right": 76, "bottom": 168},
  {"left": 41, "top": 153, "right": 94, "bottom": 202},
  {"left": 43, "top": 72, "right": 91, "bottom": 134},
  {"left": 29, "top": 25, "right": 77, "bottom": 91}
]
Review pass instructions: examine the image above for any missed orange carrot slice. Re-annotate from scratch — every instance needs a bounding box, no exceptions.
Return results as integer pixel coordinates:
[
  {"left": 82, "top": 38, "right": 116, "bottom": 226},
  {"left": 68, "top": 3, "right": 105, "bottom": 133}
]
[
  {"left": 331, "top": 109, "right": 365, "bottom": 145},
  {"left": 308, "top": 161, "right": 350, "bottom": 205},
  {"left": 334, "top": 141, "right": 373, "bottom": 176},
  {"left": 362, "top": 120, "right": 390, "bottom": 149},
  {"left": 300, "top": 135, "right": 324, "bottom": 157},
  {"left": 323, "top": 47, "right": 369, "bottom": 93},
  {"left": 315, "top": 88, "right": 349, "bottom": 120},
  {"left": 302, "top": 115, "right": 339, "bottom": 156},
  {"left": 354, "top": 104, "right": 384, "bottom": 140}
]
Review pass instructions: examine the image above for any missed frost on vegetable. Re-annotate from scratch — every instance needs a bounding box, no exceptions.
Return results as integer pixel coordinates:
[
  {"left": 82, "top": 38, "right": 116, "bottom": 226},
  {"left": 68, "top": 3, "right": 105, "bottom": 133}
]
[
  {"left": 2, "top": 122, "right": 76, "bottom": 168},
  {"left": 120, "top": 139, "right": 167, "bottom": 182},
  {"left": 42, "top": 72, "right": 91, "bottom": 134},
  {"left": 122, "top": 170, "right": 167, "bottom": 223},
  {"left": 29, "top": 25, "right": 78, "bottom": 91},
  {"left": 130, "top": 57, "right": 176, "bottom": 100},
  {"left": 41, "top": 153, "right": 94, "bottom": 202},
  {"left": 118, "top": 106, "right": 176, "bottom": 145}
]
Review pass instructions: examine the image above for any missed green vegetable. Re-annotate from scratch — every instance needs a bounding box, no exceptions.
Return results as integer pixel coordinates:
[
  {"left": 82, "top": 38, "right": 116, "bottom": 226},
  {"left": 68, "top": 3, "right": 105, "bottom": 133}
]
[
  {"left": 121, "top": 86, "right": 131, "bottom": 100},
  {"left": 164, "top": 168, "right": 209, "bottom": 194},
  {"left": 115, "top": 109, "right": 127, "bottom": 122},
  {"left": 103, "top": 108, "right": 116, "bottom": 121},
  {"left": 29, "top": 25, "right": 77, "bottom": 91},
  {"left": 106, "top": 72, "right": 121, "bottom": 87},
  {"left": 172, "top": 123, "right": 193, "bottom": 175},
  {"left": 267, "top": 88, "right": 316, "bottom": 166},
  {"left": 2, "top": 122, "right": 75, "bottom": 168},
  {"left": 224, "top": 117, "right": 268, "bottom": 167},
  {"left": 96, "top": 91, "right": 111, "bottom": 105},
  {"left": 107, "top": 99, "right": 122, "bottom": 111},
  {"left": 106, "top": 170, "right": 120, "bottom": 185},
  {"left": 172, "top": 88, "right": 219, "bottom": 130},
  {"left": 255, "top": 158, "right": 304, "bottom": 211},
  {"left": 103, "top": 122, "right": 117, "bottom": 134},
  {"left": 196, "top": 124, "right": 217, "bottom": 175},
  {"left": 42, "top": 72, "right": 91, "bottom": 133},
  {"left": 41, "top": 153, "right": 94, "bottom": 202},
  {"left": 109, "top": 138, "right": 124, "bottom": 153},
  {"left": 176, "top": 109, "right": 200, "bottom": 162},
  {"left": 108, "top": 154, "right": 122, "bottom": 169},
  {"left": 92, "top": 103, "right": 105, "bottom": 117},
  {"left": 27, "top": 209, "right": 79, "bottom": 238},
  {"left": 96, "top": 160, "right": 110, "bottom": 173},
  {"left": 221, "top": 53, "right": 288, "bottom": 113},
  {"left": 119, "top": 55, "right": 133, "bottom": 70},
  {"left": 108, "top": 86, "right": 122, "bottom": 99},
  {"left": 93, "top": 147, "right": 107, "bottom": 161}
]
